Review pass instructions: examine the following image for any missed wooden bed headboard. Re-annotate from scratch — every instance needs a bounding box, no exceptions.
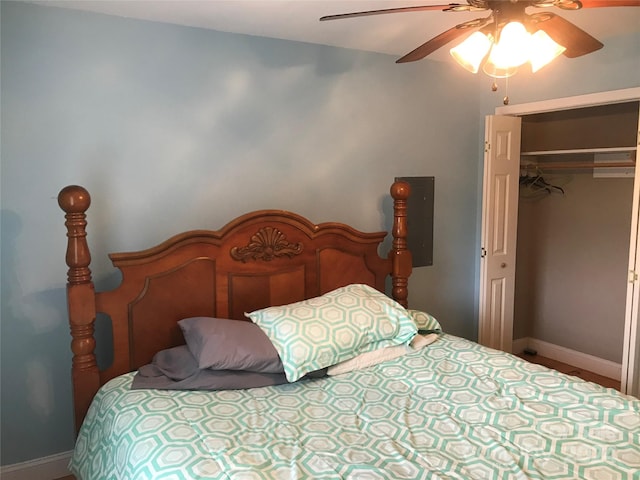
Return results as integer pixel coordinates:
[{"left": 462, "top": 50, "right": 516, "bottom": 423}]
[{"left": 59, "top": 180, "right": 411, "bottom": 432}]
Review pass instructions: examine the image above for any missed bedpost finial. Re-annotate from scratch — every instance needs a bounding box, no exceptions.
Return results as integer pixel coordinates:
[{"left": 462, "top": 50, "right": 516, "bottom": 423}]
[
  {"left": 391, "top": 180, "right": 410, "bottom": 201},
  {"left": 59, "top": 185, "right": 92, "bottom": 285},
  {"left": 58, "top": 185, "right": 91, "bottom": 214}
]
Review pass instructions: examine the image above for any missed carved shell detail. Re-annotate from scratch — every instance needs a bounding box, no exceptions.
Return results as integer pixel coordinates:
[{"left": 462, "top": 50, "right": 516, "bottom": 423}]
[{"left": 230, "top": 227, "right": 303, "bottom": 262}]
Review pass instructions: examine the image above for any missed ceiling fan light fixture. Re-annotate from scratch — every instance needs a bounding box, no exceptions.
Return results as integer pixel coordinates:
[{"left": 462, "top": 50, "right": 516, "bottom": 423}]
[
  {"left": 489, "top": 22, "right": 531, "bottom": 69},
  {"left": 450, "top": 21, "right": 566, "bottom": 79},
  {"left": 482, "top": 61, "right": 519, "bottom": 78},
  {"left": 320, "top": 1, "right": 629, "bottom": 101},
  {"left": 529, "top": 30, "right": 567, "bottom": 72},
  {"left": 449, "top": 31, "right": 492, "bottom": 73}
]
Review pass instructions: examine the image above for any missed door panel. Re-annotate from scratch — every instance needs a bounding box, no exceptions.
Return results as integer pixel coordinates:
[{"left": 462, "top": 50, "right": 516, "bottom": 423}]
[
  {"left": 621, "top": 102, "right": 640, "bottom": 396},
  {"left": 491, "top": 174, "right": 509, "bottom": 255},
  {"left": 479, "top": 115, "right": 521, "bottom": 352},
  {"left": 485, "top": 277, "right": 506, "bottom": 349}
]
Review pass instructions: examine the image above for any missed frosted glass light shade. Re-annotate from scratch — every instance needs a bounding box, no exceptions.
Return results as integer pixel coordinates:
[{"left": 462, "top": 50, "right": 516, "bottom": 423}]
[
  {"left": 529, "top": 30, "right": 566, "bottom": 72},
  {"left": 450, "top": 31, "right": 492, "bottom": 74},
  {"left": 489, "top": 22, "right": 530, "bottom": 69},
  {"left": 482, "top": 58, "right": 519, "bottom": 78}
]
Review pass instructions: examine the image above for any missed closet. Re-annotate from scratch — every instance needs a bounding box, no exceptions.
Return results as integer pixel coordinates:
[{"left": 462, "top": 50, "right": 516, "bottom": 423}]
[
  {"left": 516, "top": 101, "right": 638, "bottom": 374},
  {"left": 479, "top": 88, "right": 640, "bottom": 396}
]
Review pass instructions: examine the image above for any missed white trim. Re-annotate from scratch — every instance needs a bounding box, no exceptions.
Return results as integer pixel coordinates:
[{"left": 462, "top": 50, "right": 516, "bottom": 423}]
[
  {"left": 514, "top": 337, "right": 622, "bottom": 381},
  {"left": 495, "top": 87, "right": 640, "bottom": 116},
  {"left": 0, "top": 451, "right": 72, "bottom": 480}
]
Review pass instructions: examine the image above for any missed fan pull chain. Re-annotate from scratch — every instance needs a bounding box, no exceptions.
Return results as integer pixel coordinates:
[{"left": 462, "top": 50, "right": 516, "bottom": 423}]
[
  {"left": 489, "top": 78, "right": 509, "bottom": 105},
  {"left": 503, "top": 76, "right": 509, "bottom": 105}
]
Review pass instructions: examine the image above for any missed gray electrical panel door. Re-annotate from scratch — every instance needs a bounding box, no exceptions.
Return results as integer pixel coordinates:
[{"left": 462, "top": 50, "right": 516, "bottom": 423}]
[{"left": 396, "top": 176, "right": 434, "bottom": 267}]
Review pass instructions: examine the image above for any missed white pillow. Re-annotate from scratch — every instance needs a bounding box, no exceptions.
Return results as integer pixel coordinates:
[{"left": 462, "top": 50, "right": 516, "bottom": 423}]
[
  {"left": 327, "top": 332, "right": 439, "bottom": 376},
  {"left": 246, "top": 284, "right": 417, "bottom": 382},
  {"left": 408, "top": 309, "right": 442, "bottom": 332}
]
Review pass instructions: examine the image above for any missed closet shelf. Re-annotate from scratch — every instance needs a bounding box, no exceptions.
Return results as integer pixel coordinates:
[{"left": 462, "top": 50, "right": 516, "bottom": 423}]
[
  {"left": 521, "top": 146, "right": 637, "bottom": 171},
  {"left": 522, "top": 161, "right": 635, "bottom": 170},
  {"left": 521, "top": 146, "right": 637, "bottom": 157}
]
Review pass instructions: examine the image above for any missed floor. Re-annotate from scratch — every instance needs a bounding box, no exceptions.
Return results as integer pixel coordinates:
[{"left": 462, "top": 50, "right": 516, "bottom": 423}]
[{"left": 517, "top": 352, "right": 621, "bottom": 390}]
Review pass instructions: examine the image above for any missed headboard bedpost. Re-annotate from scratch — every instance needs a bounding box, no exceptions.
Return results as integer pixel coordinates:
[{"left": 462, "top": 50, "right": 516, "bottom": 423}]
[
  {"left": 58, "top": 185, "right": 100, "bottom": 434},
  {"left": 390, "top": 180, "right": 412, "bottom": 307}
]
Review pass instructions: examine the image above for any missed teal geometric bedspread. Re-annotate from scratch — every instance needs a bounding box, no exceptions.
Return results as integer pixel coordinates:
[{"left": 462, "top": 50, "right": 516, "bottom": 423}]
[{"left": 69, "top": 334, "right": 640, "bottom": 479}]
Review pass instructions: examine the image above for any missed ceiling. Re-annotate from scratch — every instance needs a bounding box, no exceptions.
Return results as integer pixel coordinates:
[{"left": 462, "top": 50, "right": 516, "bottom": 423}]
[{"left": 31, "top": 0, "right": 640, "bottom": 62}]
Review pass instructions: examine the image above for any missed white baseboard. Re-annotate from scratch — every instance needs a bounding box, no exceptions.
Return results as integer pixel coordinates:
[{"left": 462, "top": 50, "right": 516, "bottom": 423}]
[
  {"left": 513, "top": 336, "right": 622, "bottom": 381},
  {"left": 0, "top": 450, "right": 72, "bottom": 480}
]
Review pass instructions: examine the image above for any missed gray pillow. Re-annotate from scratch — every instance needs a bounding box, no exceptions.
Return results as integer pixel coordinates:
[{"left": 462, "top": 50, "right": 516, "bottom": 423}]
[
  {"left": 132, "top": 345, "right": 290, "bottom": 391},
  {"left": 179, "top": 317, "right": 284, "bottom": 373}
]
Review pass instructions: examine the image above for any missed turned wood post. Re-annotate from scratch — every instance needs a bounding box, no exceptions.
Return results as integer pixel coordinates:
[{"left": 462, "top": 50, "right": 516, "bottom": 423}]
[
  {"left": 58, "top": 185, "right": 100, "bottom": 434},
  {"left": 390, "top": 180, "right": 412, "bottom": 307}
]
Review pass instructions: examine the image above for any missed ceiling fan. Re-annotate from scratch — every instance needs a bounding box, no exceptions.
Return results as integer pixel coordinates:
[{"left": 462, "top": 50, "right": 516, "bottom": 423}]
[{"left": 320, "top": 0, "right": 640, "bottom": 75}]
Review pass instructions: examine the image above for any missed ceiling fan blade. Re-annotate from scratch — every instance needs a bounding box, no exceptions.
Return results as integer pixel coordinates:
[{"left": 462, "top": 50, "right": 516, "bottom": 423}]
[
  {"left": 577, "top": 0, "right": 640, "bottom": 7},
  {"left": 396, "top": 16, "right": 491, "bottom": 63},
  {"left": 530, "top": 13, "right": 603, "bottom": 58},
  {"left": 320, "top": 4, "right": 480, "bottom": 21},
  {"left": 545, "top": 0, "right": 582, "bottom": 9}
]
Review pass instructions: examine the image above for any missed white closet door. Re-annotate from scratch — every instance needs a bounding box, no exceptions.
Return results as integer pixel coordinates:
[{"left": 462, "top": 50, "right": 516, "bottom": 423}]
[
  {"left": 621, "top": 103, "right": 640, "bottom": 397},
  {"left": 479, "top": 115, "right": 521, "bottom": 352}
]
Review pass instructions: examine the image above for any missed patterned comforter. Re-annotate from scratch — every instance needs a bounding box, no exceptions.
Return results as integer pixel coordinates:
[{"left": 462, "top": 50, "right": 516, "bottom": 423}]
[{"left": 69, "top": 334, "right": 640, "bottom": 479}]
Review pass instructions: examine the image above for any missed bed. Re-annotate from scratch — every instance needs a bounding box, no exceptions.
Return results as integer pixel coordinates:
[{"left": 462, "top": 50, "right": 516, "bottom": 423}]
[{"left": 59, "top": 181, "right": 640, "bottom": 480}]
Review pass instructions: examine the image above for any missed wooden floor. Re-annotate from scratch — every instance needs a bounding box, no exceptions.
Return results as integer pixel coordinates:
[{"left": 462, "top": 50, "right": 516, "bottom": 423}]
[{"left": 517, "top": 352, "right": 621, "bottom": 390}]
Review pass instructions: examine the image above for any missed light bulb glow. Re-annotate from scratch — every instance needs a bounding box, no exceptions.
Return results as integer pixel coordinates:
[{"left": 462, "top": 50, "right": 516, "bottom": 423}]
[
  {"left": 489, "top": 22, "right": 530, "bottom": 69},
  {"left": 450, "top": 31, "right": 492, "bottom": 74},
  {"left": 449, "top": 21, "right": 566, "bottom": 80},
  {"left": 482, "top": 54, "right": 519, "bottom": 78},
  {"left": 529, "top": 30, "right": 566, "bottom": 72}
]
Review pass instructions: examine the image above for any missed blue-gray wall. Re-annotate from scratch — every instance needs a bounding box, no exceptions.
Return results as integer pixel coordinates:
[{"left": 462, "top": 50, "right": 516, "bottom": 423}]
[{"left": 1, "top": 1, "right": 638, "bottom": 466}]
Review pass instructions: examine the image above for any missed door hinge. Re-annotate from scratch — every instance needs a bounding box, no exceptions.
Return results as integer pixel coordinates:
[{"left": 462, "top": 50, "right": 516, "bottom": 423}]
[
  {"left": 629, "top": 270, "right": 638, "bottom": 283},
  {"left": 481, "top": 247, "right": 487, "bottom": 258},
  {"left": 484, "top": 141, "right": 490, "bottom": 153}
]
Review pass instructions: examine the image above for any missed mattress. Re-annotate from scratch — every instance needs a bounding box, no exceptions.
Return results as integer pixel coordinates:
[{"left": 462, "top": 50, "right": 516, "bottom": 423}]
[{"left": 69, "top": 334, "right": 640, "bottom": 479}]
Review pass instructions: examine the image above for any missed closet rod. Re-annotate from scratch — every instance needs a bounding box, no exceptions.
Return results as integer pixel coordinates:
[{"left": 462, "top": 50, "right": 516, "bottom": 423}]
[{"left": 522, "top": 162, "right": 635, "bottom": 170}]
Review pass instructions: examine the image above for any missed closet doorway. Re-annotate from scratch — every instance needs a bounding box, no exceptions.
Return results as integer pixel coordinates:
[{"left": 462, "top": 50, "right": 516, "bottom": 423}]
[{"left": 479, "top": 87, "right": 640, "bottom": 397}]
